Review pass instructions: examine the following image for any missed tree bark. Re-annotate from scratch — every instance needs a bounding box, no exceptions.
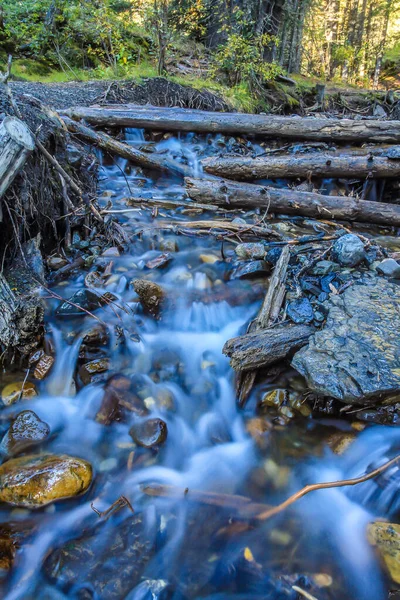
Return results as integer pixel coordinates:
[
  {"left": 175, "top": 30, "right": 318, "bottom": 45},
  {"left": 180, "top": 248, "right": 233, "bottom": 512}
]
[
  {"left": 0, "top": 116, "right": 35, "bottom": 201},
  {"left": 223, "top": 323, "right": 314, "bottom": 371},
  {"left": 185, "top": 176, "right": 400, "bottom": 226},
  {"left": 201, "top": 151, "right": 400, "bottom": 180},
  {"left": 62, "top": 117, "right": 191, "bottom": 176},
  {"left": 62, "top": 106, "right": 400, "bottom": 143}
]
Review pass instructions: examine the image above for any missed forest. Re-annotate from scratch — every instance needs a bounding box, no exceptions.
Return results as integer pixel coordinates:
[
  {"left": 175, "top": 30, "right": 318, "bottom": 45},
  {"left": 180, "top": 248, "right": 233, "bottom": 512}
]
[{"left": 1, "top": 0, "right": 400, "bottom": 107}]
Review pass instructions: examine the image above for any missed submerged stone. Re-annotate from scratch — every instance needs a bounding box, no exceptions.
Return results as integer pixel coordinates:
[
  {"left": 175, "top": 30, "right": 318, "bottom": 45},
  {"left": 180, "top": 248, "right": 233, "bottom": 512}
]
[
  {"left": 44, "top": 513, "right": 153, "bottom": 599},
  {"left": 56, "top": 289, "right": 106, "bottom": 317},
  {"left": 331, "top": 234, "right": 365, "bottom": 267},
  {"left": 33, "top": 354, "right": 54, "bottom": 380},
  {"left": 79, "top": 358, "right": 110, "bottom": 385},
  {"left": 287, "top": 298, "right": 314, "bottom": 324},
  {"left": 129, "top": 418, "right": 168, "bottom": 448},
  {"left": 292, "top": 277, "right": 400, "bottom": 404},
  {"left": 145, "top": 253, "right": 172, "bottom": 269},
  {"left": 0, "top": 454, "right": 92, "bottom": 508},
  {"left": 1, "top": 381, "right": 37, "bottom": 406},
  {"left": 0, "top": 410, "right": 50, "bottom": 456},
  {"left": 133, "top": 279, "right": 165, "bottom": 318}
]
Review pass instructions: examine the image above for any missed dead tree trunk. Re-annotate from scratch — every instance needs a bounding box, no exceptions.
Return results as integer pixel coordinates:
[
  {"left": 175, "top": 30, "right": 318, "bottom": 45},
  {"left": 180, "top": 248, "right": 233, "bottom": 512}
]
[
  {"left": 201, "top": 151, "right": 400, "bottom": 180},
  {"left": 0, "top": 116, "right": 35, "bottom": 201},
  {"left": 185, "top": 176, "right": 400, "bottom": 226},
  {"left": 61, "top": 106, "right": 400, "bottom": 143}
]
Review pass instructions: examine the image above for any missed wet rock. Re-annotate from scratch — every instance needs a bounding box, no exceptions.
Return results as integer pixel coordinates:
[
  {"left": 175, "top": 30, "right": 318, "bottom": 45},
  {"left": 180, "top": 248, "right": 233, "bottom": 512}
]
[
  {"left": 0, "top": 410, "right": 50, "bottom": 456},
  {"left": 47, "top": 256, "right": 68, "bottom": 271},
  {"left": 129, "top": 418, "right": 168, "bottom": 448},
  {"left": 331, "top": 234, "right": 365, "bottom": 267},
  {"left": 260, "top": 389, "right": 286, "bottom": 408},
  {"left": 292, "top": 277, "right": 400, "bottom": 403},
  {"left": 79, "top": 358, "right": 110, "bottom": 385},
  {"left": 82, "top": 324, "right": 109, "bottom": 346},
  {"left": 1, "top": 381, "right": 37, "bottom": 406},
  {"left": 96, "top": 374, "right": 149, "bottom": 425},
  {"left": 326, "top": 430, "right": 357, "bottom": 455},
  {"left": 199, "top": 254, "right": 219, "bottom": 264},
  {"left": 231, "top": 260, "right": 271, "bottom": 280},
  {"left": 235, "top": 243, "right": 265, "bottom": 260},
  {"left": 376, "top": 258, "right": 400, "bottom": 279},
  {"left": 265, "top": 247, "right": 282, "bottom": 265},
  {"left": 159, "top": 238, "right": 178, "bottom": 252},
  {"left": 56, "top": 289, "right": 106, "bottom": 317},
  {"left": 102, "top": 246, "right": 120, "bottom": 257},
  {"left": 0, "top": 454, "right": 92, "bottom": 508},
  {"left": 145, "top": 253, "right": 172, "bottom": 269},
  {"left": 45, "top": 513, "right": 153, "bottom": 599},
  {"left": 133, "top": 279, "right": 165, "bottom": 318},
  {"left": 368, "top": 522, "right": 400, "bottom": 584},
  {"left": 287, "top": 298, "right": 314, "bottom": 324},
  {"left": 311, "top": 260, "right": 340, "bottom": 276},
  {"left": 33, "top": 354, "right": 54, "bottom": 380}
]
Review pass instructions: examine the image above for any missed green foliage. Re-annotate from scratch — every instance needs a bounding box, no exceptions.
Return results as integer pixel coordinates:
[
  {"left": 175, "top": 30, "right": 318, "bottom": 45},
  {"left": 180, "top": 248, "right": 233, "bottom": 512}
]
[{"left": 211, "top": 33, "right": 284, "bottom": 87}]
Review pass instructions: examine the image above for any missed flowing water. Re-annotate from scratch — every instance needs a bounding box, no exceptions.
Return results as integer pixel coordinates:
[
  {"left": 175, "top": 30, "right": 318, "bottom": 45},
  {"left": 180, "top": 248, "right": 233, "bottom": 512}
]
[{"left": 0, "top": 129, "right": 399, "bottom": 600}]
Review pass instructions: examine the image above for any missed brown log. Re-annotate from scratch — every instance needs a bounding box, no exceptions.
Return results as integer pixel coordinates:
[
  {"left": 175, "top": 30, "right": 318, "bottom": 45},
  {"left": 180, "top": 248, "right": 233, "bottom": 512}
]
[
  {"left": 237, "top": 246, "right": 290, "bottom": 407},
  {"left": 223, "top": 323, "right": 315, "bottom": 371},
  {"left": 62, "top": 116, "right": 191, "bottom": 176},
  {"left": 202, "top": 150, "right": 400, "bottom": 180},
  {"left": 61, "top": 105, "right": 400, "bottom": 142},
  {"left": 185, "top": 177, "right": 400, "bottom": 227}
]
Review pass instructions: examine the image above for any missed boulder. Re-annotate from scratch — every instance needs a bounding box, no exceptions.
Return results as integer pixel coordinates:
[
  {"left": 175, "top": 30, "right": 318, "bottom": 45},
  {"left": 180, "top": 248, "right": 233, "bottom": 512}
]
[
  {"left": 331, "top": 234, "right": 365, "bottom": 267},
  {"left": 0, "top": 454, "right": 92, "bottom": 508},
  {"left": 292, "top": 277, "right": 400, "bottom": 404}
]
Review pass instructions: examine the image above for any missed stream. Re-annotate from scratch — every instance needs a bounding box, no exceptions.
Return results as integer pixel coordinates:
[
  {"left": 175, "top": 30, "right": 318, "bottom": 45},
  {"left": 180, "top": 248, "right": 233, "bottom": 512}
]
[{"left": 1, "top": 128, "right": 400, "bottom": 600}]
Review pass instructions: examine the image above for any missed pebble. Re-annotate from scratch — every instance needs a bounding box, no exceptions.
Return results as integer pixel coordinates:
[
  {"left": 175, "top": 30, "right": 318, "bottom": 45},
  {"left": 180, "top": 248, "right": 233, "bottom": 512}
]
[
  {"left": 376, "top": 258, "right": 400, "bottom": 278},
  {"left": 33, "top": 354, "right": 54, "bottom": 380},
  {"left": 332, "top": 234, "right": 365, "bottom": 267},
  {"left": 79, "top": 358, "right": 110, "bottom": 385},
  {"left": 47, "top": 256, "right": 68, "bottom": 270},
  {"left": 231, "top": 260, "right": 271, "bottom": 280},
  {"left": 199, "top": 254, "right": 219, "bottom": 264},
  {"left": 235, "top": 243, "right": 265, "bottom": 260},
  {"left": 312, "top": 260, "right": 340, "bottom": 276},
  {"left": 0, "top": 454, "right": 92, "bottom": 508}
]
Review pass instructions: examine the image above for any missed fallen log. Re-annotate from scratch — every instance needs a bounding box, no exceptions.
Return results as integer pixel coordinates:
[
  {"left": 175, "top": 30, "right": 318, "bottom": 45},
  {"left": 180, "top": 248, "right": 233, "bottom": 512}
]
[
  {"left": 185, "top": 177, "right": 400, "bottom": 227},
  {"left": 223, "top": 323, "right": 314, "bottom": 372},
  {"left": 0, "top": 116, "right": 35, "bottom": 201},
  {"left": 237, "top": 246, "right": 290, "bottom": 407},
  {"left": 62, "top": 105, "right": 400, "bottom": 142},
  {"left": 62, "top": 116, "right": 191, "bottom": 176},
  {"left": 202, "top": 151, "right": 400, "bottom": 180}
]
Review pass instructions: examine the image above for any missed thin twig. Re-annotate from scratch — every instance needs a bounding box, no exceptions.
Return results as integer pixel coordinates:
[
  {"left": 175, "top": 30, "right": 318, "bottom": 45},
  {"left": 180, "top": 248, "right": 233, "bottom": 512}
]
[{"left": 256, "top": 453, "right": 400, "bottom": 521}]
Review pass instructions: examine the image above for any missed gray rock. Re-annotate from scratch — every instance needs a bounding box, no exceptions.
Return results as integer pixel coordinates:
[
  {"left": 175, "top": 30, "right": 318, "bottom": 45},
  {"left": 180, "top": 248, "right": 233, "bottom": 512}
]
[
  {"left": 376, "top": 258, "right": 400, "bottom": 279},
  {"left": 287, "top": 298, "right": 314, "bottom": 324},
  {"left": 332, "top": 234, "right": 365, "bottom": 267},
  {"left": 231, "top": 260, "right": 271, "bottom": 280},
  {"left": 235, "top": 243, "right": 265, "bottom": 260},
  {"left": 312, "top": 260, "right": 340, "bottom": 276},
  {"left": 292, "top": 277, "right": 400, "bottom": 404}
]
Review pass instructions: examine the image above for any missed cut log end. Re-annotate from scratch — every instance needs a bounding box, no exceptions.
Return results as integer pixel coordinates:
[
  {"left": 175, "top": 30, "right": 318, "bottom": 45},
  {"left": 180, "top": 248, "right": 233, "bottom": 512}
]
[{"left": 2, "top": 116, "right": 35, "bottom": 151}]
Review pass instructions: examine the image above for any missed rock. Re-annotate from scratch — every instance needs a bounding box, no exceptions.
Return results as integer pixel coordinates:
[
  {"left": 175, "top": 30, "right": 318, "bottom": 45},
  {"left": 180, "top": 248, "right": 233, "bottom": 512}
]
[
  {"left": 331, "top": 234, "right": 365, "bottom": 267},
  {"left": 159, "top": 238, "right": 178, "bottom": 252},
  {"left": 325, "top": 431, "right": 357, "bottom": 455},
  {"left": 0, "top": 522, "right": 34, "bottom": 573},
  {"left": 47, "top": 256, "right": 68, "bottom": 271},
  {"left": 101, "top": 246, "right": 120, "bottom": 257},
  {"left": 55, "top": 289, "right": 106, "bottom": 317},
  {"left": 373, "top": 104, "right": 387, "bottom": 118},
  {"left": 368, "top": 522, "right": 400, "bottom": 584},
  {"left": 0, "top": 410, "right": 50, "bottom": 456},
  {"left": 33, "top": 354, "right": 54, "bottom": 380},
  {"left": 292, "top": 277, "right": 400, "bottom": 403},
  {"left": 133, "top": 279, "right": 165, "bottom": 318},
  {"left": 384, "top": 146, "right": 400, "bottom": 160},
  {"left": 287, "top": 298, "right": 314, "bottom": 324},
  {"left": 376, "top": 258, "right": 400, "bottom": 278},
  {"left": 312, "top": 260, "right": 340, "bottom": 276},
  {"left": 0, "top": 454, "right": 92, "bottom": 508},
  {"left": 265, "top": 247, "right": 283, "bottom": 265},
  {"left": 145, "top": 253, "right": 172, "bottom": 269},
  {"left": 1, "top": 381, "right": 37, "bottom": 406},
  {"left": 79, "top": 358, "right": 110, "bottom": 385},
  {"left": 235, "top": 243, "right": 265, "bottom": 260},
  {"left": 44, "top": 513, "right": 153, "bottom": 599},
  {"left": 260, "top": 389, "right": 286, "bottom": 408},
  {"left": 231, "top": 260, "right": 271, "bottom": 280},
  {"left": 82, "top": 324, "right": 109, "bottom": 346},
  {"left": 129, "top": 418, "right": 168, "bottom": 448}
]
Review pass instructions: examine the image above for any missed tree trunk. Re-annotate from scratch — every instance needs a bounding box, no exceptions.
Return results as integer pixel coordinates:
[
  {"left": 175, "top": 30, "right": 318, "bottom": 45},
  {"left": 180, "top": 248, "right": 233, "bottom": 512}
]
[
  {"left": 201, "top": 150, "right": 400, "bottom": 180},
  {"left": 62, "top": 106, "right": 400, "bottom": 143},
  {"left": 185, "top": 176, "right": 400, "bottom": 227},
  {"left": 373, "top": 0, "right": 392, "bottom": 89},
  {"left": 0, "top": 116, "right": 35, "bottom": 204}
]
